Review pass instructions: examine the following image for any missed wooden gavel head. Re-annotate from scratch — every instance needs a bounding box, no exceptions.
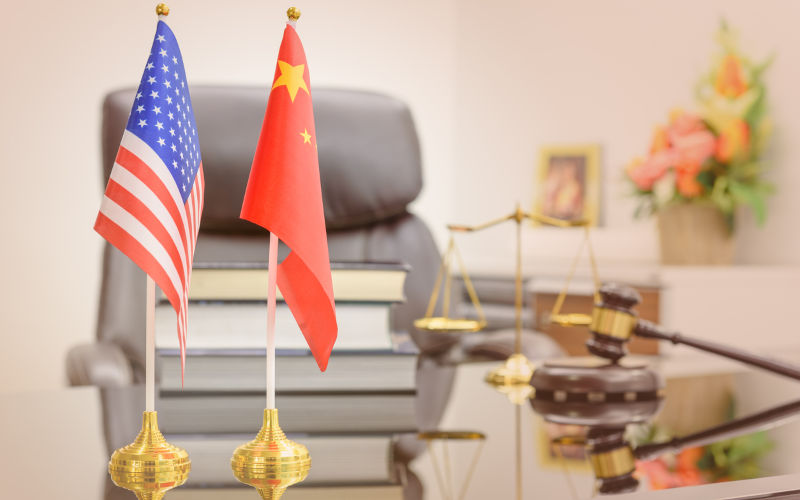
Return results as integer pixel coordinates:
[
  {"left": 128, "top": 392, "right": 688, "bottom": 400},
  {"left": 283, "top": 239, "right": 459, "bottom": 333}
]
[{"left": 586, "top": 284, "right": 642, "bottom": 362}]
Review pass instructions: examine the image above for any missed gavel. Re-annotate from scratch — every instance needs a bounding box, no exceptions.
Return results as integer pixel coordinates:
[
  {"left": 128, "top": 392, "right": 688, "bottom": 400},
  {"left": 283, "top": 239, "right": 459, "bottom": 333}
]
[
  {"left": 531, "top": 282, "right": 800, "bottom": 494},
  {"left": 586, "top": 283, "right": 800, "bottom": 381}
]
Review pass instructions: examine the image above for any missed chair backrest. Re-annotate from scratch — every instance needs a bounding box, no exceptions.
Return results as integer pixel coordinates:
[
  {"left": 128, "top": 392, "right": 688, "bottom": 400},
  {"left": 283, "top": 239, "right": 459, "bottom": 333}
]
[{"left": 97, "top": 86, "right": 456, "bottom": 380}]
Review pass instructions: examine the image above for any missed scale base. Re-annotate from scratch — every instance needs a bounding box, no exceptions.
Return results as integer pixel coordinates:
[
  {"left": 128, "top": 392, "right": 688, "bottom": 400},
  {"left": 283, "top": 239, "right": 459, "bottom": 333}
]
[
  {"left": 108, "top": 411, "right": 190, "bottom": 500},
  {"left": 485, "top": 353, "right": 535, "bottom": 403}
]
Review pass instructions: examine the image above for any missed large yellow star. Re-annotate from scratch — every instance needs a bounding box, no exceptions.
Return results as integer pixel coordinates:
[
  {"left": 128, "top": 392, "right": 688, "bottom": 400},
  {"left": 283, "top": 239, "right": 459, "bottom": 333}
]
[{"left": 272, "top": 61, "right": 309, "bottom": 102}]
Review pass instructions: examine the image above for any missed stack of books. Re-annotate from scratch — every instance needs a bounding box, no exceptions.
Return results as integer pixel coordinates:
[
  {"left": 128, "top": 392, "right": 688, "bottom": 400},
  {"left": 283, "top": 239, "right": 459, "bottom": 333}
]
[{"left": 154, "top": 262, "right": 415, "bottom": 494}]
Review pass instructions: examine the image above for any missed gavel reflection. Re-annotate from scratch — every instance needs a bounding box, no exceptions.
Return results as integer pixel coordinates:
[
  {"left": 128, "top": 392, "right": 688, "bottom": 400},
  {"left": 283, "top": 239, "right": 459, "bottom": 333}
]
[
  {"left": 534, "top": 391, "right": 800, "bottom": 495},
  {"left": 587, "top": 283, "right": 800, "bottom": 381}
]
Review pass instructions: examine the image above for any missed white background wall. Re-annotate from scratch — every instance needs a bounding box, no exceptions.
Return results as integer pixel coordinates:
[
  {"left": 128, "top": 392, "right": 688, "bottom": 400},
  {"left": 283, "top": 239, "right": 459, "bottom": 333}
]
[{"left": 2, "top": 0, "right": 800, "bottom": 393}]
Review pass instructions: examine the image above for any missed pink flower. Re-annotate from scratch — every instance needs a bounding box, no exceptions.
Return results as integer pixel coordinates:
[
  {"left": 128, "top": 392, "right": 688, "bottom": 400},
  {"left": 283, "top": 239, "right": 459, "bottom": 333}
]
[
  {"left": 628, "top": 150, "right": 675, "bottom": 191},
  {"left": 669, "top": 110, "right": 707, "bottom": 136},
  {"left": 672, "top": 129, "right": 716, "bottom": 170},
  {"left": 637, "top": 460, "right": 679, "bottom": 490}
]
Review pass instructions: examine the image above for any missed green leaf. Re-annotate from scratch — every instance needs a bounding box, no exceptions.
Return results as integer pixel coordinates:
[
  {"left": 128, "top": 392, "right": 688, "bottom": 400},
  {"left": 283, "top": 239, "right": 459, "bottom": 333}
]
[
  {"left": 711, "top": 177, "right": 734, "bottom": 214},
  {"left": 697, "top": 451, "right": 715, "bottom": 471},
  {"left": 727, "top": 432, "right": 772, "bottom": 464},
  {"left": 697, "top": 170, "right": 716, "bottom": 190},
  {"left": 744, "top": 87, "right": 767, "bottom": 125},
  {"left": 729, "top": 180, "right": 768, "bottom": 225},
  {"left": 730, "top": 162, "right": 763, "bottom": 181}
]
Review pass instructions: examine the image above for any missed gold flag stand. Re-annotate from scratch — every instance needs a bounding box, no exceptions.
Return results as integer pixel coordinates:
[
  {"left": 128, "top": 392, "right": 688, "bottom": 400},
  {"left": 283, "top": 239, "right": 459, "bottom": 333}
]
[
  {"left": 231, "top": 409, "right": 311, "bottom": 500},
  {"left": 108, "top": 411, "right": 191, "bottom": 500},
  {"left": 107, "top": 5, "right": 192, "bottom": 500},
  {"left": 416, "top": 204, "right": 597, "bottom": 395}
]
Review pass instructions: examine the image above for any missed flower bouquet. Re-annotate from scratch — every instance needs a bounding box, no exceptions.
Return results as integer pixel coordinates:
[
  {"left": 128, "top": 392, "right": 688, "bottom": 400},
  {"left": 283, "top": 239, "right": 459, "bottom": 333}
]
[{"left": 627, "top": 22, "right": 773, "bottom": 264}]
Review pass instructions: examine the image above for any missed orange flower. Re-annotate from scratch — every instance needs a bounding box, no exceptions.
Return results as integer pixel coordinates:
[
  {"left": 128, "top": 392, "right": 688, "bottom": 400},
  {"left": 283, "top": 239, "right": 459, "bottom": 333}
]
[
  {"left": 676, "top": 447, "right": 706, "bottom": 486},
  {"left": 715, "top": 119, "right": 750, "bottom": 163},
  {"left": 715, "top": 54, "right": 748, "bottom": 98},
  {"left": 650, "top": 125, "right": 671, "bottom": 154},
  {"left": 676, "top": 168, "right": 704, "bottom": 198},
  {"left": 676, "top": 447, "right": 704, "bottom": 472}
]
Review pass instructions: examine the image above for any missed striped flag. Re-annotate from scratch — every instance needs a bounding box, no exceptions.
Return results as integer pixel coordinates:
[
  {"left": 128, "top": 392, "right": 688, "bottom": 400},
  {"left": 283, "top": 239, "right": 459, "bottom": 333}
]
[{"left": 94, "top": 18, "right": 204, "bottom": 378}]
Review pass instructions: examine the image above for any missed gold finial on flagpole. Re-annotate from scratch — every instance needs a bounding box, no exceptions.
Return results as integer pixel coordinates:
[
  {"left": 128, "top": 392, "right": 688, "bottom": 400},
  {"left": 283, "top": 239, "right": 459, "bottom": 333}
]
[
  {"left": 109, "top": 412, "right": 190, "bottom": 500},
  {"left": 231, "top": 409, "right": 310, "bottom": 499},
  {"left": 156, "top": 3, "right": 170, "bottom": 16},
  {"left": 287, "top": 7, "right": 301, "bottom": 21}
]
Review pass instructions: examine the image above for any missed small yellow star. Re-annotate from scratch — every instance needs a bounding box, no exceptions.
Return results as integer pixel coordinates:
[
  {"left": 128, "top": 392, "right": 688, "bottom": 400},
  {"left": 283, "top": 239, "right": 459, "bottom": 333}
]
[
  {"left": 272, "top": 61, "right": 309, "bottom": 102},
  {"left": 300, "top": 128, "right": 312, "bottom": 144}
]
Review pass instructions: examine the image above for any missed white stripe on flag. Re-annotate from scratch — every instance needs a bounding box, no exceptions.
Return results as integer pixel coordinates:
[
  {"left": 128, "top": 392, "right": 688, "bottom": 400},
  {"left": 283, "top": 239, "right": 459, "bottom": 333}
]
[
  {"left": 121, "top": 130, "right": 193, "bottom": 259},
  {"left": 109, "top": 164, "right": 189, "bottom": 280},
  {"left": 99, "top": 195, "right": 184, "bottom": 303}
]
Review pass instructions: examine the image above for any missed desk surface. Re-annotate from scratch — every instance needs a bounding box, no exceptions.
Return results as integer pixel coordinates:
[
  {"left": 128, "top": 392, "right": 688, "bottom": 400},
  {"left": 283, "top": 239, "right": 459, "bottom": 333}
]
[{"left": 2, "top": 357, "right": 800, "bottom": 499}]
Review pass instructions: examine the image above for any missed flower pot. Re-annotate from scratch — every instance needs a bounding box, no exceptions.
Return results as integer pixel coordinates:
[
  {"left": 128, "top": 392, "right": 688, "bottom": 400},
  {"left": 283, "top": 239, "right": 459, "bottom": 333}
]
[{"left": 657, "top": 203, "right": 734, "bottom": 265}]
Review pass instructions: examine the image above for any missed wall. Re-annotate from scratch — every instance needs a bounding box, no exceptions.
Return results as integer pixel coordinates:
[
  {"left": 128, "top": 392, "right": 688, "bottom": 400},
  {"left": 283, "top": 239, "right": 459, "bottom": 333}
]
[
  {"left": 0, "top": 0, "right": 457, "bottom": 393},
  {"left": 453, "top": 0, "right": 800, "bottom": 272}
]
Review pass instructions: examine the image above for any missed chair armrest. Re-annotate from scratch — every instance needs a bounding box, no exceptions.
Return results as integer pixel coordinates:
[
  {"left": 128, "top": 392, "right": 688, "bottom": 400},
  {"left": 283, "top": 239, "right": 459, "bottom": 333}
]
[{"left": 66, "top": 342, "right": 134, "bottom": 387}]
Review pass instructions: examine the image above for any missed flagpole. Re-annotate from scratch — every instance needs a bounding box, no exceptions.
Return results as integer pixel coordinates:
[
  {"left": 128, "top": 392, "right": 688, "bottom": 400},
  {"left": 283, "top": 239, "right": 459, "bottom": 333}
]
[
  {"left": 266, "top": 232, "right": 279, "bottom": 409},
  {"left": 145, "top": 275, "right": 156, "bottom": 412}
]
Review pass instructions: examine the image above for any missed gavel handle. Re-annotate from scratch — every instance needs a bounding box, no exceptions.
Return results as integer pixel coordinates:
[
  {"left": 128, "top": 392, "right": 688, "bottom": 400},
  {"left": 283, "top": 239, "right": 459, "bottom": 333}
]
[
  {"left": 635, "top": 398, "right": 800, "bottom": 461},
  {"left": 634, "top": 319, "right": 800, "bottom": 381}
]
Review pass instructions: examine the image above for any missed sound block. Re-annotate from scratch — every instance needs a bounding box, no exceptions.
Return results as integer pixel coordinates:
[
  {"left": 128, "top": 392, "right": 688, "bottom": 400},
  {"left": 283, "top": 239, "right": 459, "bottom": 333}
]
[{"left": 530, "top": 357, "right": 665, "bottom": 427}]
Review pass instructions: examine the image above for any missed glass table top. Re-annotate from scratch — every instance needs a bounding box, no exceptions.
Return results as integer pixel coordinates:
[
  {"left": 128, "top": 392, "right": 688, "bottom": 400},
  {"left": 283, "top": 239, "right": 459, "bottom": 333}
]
[{"left": 3, "top": 355, "right": 800, "bottom": 499}]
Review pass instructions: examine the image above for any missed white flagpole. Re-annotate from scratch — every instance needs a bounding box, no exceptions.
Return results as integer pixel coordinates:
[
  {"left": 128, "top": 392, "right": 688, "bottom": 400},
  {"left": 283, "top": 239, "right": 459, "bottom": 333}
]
[
  {"left": 145, "top": 275, "right": 156, "bottom": 412},
  {"left": 266, "top": 232, "right": 279, "bottom": 409}
]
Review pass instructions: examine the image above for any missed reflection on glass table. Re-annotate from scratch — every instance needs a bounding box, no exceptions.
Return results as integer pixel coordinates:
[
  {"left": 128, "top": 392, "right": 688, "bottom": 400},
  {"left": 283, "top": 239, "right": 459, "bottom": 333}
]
[{"left": 5, "top": 355, "right": 800, "bottom": 499}]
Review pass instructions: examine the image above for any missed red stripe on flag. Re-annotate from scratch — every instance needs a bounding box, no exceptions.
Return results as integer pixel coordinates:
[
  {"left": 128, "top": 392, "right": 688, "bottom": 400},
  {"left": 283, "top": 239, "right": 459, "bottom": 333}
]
[
  {"left": 104, "top": 179, "right": 187, "bottom": 292},
  {"left": 186, "top": 189, "right": 196, "bottom": 258},
  {"left": 94, "top": 213, "right": 183, "bottom": 315},
  {"left": 116, "top": 147, "right": 189, "bottom": 260}
]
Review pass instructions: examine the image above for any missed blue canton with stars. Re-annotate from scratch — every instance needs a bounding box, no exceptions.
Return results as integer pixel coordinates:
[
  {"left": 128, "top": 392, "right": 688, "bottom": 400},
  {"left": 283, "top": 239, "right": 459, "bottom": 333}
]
[{"left": 126, "top": 21, "right": 201, "bottom": 202}]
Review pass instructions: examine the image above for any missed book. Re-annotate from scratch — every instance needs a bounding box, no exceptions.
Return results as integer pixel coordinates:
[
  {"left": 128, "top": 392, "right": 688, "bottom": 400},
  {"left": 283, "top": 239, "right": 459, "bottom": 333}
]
[
  {"left": 168, "top": 434, "right": 397, "bottom": 487},
  {"left": 178, "top": 261, "right": 409, "bottom": 302},
  {"left": 156, "top": 392, "right": 417, "bottom": 434},
  {"left": 158, "top": 350, "right": 418, "bottom": 393},
  {"left": 155, "top": 302, "right": 393, "bottom": 351}
]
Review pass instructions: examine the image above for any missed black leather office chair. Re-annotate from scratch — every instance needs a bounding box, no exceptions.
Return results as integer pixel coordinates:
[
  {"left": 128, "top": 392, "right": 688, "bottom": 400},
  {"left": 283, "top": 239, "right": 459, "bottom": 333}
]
[{"left": 67, "top": 86, "right": 459, "bottom": 387}]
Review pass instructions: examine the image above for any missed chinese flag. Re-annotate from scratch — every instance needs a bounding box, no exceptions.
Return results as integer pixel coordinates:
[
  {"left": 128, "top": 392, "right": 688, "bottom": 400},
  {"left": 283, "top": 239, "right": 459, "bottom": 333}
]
[{"left": 240, "top": 22, "right": 337, "bottom": 370}]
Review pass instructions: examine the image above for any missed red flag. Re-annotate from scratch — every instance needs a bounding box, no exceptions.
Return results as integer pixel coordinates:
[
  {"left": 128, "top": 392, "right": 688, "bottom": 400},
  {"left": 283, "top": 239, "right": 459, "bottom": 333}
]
[{"left": 240, "top": 22, "right": 337, "bottom": 370}]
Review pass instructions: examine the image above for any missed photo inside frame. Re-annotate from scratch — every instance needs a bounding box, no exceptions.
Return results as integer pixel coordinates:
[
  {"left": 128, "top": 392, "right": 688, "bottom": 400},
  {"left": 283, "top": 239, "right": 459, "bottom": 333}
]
[
  {"left": 534, "top": 144, "right": 600, "bottom": 226},
  {"left": 541, "top": 155, "right": 588, "bottom": 221}
]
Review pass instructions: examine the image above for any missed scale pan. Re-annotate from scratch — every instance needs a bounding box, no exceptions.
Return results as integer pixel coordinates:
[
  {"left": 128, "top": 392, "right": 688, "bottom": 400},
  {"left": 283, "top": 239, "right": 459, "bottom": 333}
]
[
  {"left": 549, "top": 313, "right": 592, "bottom": 327},
  {"left": 414, "top": 317, "right": 486, "bottom": 332},
  {"left": 418, "top": 431, "right": 486, "bottom": 441}
]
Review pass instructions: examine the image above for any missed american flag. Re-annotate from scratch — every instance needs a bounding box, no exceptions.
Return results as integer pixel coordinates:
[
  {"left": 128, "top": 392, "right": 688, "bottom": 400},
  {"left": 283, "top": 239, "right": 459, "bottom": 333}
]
[{"left": 95, "top": 19, "right": 204, "bottom": 376}]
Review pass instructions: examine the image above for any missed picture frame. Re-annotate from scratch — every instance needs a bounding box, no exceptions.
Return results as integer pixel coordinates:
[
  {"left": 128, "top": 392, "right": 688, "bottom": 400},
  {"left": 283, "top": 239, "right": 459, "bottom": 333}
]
[
  {"left": 536, "top": 421, "right": 592, "bottom": 473},
  {"left": 534, "top": 144, "right": 600, "bottom": 226}
]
